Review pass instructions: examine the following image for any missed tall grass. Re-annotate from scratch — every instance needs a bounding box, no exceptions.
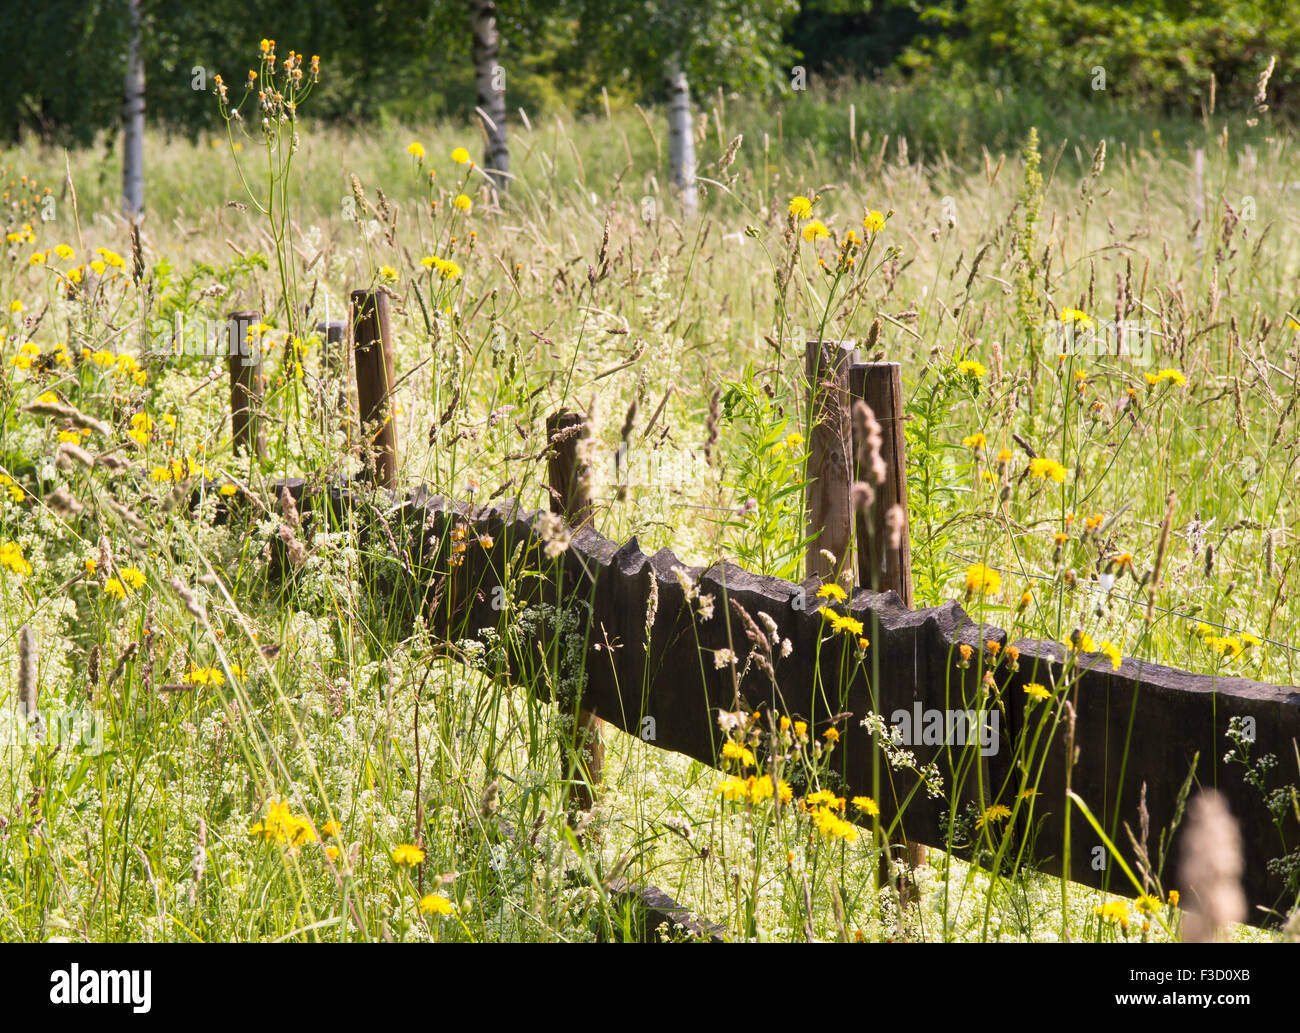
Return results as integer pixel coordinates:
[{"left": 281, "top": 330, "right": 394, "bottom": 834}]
[{"left": 0, "top": 67, "right": 1296, "bottom": 941}]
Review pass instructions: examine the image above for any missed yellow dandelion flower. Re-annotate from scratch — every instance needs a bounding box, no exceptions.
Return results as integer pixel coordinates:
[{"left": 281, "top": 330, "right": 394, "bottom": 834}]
[
  {"left": 964, "top": 563, "right": 1001, "bottom": 596},
  {"left": 1024, "top": 682, "right": 1050, "bottom": 701},
  {"left": 801, "top": 219, "right": 829, "bottom": 242},
  {"left": 1028, "top": 457, "right": 1068, "bottom": 482},
  {"left": 392, "top": 844, "right": 425, "bottom": 866},
  {"left": 452, "top": 194, "right": 473, "bottom": 213},
  {"left": 419, "top": 894, "right": 453, "bottom": 915},
  {"left": 788, "top": 195, "right": 813, "bottom": 219},
  {"left": 863, "top": 210, "right": 885, "bottom": 233},
  {"left": 975, "top": 804, "right": 1012, "bottom": 830},
  {"left": 451, "top": 147, "right": 471, "bottom": 165}
]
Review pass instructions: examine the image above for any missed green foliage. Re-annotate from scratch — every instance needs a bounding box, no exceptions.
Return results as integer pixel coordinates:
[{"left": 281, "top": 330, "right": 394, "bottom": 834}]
[
  {"left": 717, "top": 370, "right": 811, "bottom": 581},
  {"left": 907, "top": 0, "right": 1297, "bottom": 115}
]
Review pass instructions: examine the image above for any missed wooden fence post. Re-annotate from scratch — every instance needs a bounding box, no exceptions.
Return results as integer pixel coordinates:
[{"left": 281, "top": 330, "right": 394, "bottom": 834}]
[
  {"left": 350, "top": 290, "right": 398, "bottom": 488},
  {"left": 849, "top": 362, "right": 914, "bottom": 607},
  {"left": 546, "top": 409, "right": 604, "bottom": 814},
  {"left": 850, "top": 359, "right": 924, "bottom": 905},
  {"left": 805, "top": 339, "right": 855, "bottom": 586},
  {"left": 315, "top": 319, "right": 348, "bottom": 412},
  {"left": 226, "top": 309, "right": 264, "bottom": 459}
]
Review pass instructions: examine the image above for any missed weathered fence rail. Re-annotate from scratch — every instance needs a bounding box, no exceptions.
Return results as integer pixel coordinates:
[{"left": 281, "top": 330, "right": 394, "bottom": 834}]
[
  {"left": 278, "top": 478, "right": 1300, "bottom": 926},
  {"left": 240, "top": 310, "right": 1299, "bottom": 928}
]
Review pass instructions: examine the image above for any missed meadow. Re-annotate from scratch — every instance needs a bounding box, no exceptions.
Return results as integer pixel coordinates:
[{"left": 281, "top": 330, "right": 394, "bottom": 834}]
[{"left": 1, "top": 61, "right": 1298, "bottom": 942}]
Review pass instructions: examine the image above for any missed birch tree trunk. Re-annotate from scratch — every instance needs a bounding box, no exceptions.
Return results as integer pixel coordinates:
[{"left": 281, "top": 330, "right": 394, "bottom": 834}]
[
  {"left": 122, "top": 0, "right": 145, "bottom": 222},
  {"left": 471, "top": 0, "right": 508, "bottom": 190},
  {"left": 666, "top": 62, "right": 697, "bottom": 221}
]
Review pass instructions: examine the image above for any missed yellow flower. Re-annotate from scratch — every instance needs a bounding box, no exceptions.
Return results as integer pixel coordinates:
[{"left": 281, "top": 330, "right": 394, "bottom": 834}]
[
  {"left": 863, "top": 210, "right": 885, "bottom": 233},
  {"left": 816, "top": 583, "right": 847, "bottom": 602},
  {"left": 851, "top": 795, "right": 879, "bottom": 816},
  {"left": 964, "top": 563, "right": 1001, "bottom": 596},
  {"left": 1028, "top": 457, "right": 1068, "bottom": 482},
  {"left": 219, "top": 483, "right": 239, "bottom": 497},
  {"left": 717, "top": 776, "right": 750, "bottom": 802},
  {"left": 788, "top": 195, "right": 813, "bottom": 219},
  {"left": 1024, "top": 682, "right": 1050, "bottom": 701},
  {"left": 801, "top": 219, "right": 829, "bottom": 242},
  {"left": 1143, "top": 367, "right": 1187, "bottom": 388},
  {"left": 120, "top": 566, "right": 145, "bottom": 590},
  {"left": 419, "top": 893, "right": 453, "bottom": 915},
  {"left": 104, "top": 578, "right": 127, "bottom": 599},
  {"left": 962, "top": 431, "right": 986, "bottom": 448},
  {"left": 957, "top": 359, "right": 986, "bottom": 378},
  {"left": 721, "top": 740, "right": 756, "bottom": 768},
  {"left": 1168, "top": 890, "right": 1180, "bottom": 907},
  {"left": 1099, "top": 640, "right": 1122, "bottom": 670},
  {"left": 975, "top": 804, "right": 1012, "bottom": 830},
  {"left": 452, "top": 194, "right": 473, "bottom": 213},
  {"left": 793, "top": 721, "right": 808, "bottom": 740},
  {"left": 823, "top": 726, "right": 840, "bottom": 743},
  {"left": 392, "top": 843, "right": 425, "bottom": 866},
  {"left": 407, "top": 142, "right": 426, "bottom": 159},
  {"left": 0, "top": 541, "right": 33, "bottom": 577},
  {"left": 451, "top": 147, "right": 471, "bottom": 164},
  {"left": 1095, "top": 899, "right": 1129, "bottom": 923},
  {"left": 379, "top": 265, "right": 398, "bottom": 282},
  {"left": 54, "top": 244, "right": 74, "bottom": 260}
]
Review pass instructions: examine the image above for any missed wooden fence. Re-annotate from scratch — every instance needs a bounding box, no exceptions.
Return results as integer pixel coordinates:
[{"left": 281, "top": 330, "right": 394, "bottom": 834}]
[{"left": 234, "top": 304, "right": 1300, "bottom": 928}]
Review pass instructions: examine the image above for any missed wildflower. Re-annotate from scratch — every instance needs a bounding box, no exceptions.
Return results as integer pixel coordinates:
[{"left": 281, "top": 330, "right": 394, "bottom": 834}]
[
  {"left": 419, "top": 894, "right": 453, "bottom": 915},
  {"left": 823, "top": 611, "right": 864, "bottom": 637},
  {"left": 183, "top": 666, "right": 224, "bottom": 686},
  {"left": 851, "top": 796, "right": 879, "bottom": 816},
  {"left": 962, "top": 431, "right": 986, "bottom": 449},
  {"left": 713, "top": 647, "right": 737, "bottom": 669},
  {"left": 1095, "top": 900, "right": 1129, "bottom": 923},
  {"left": 957, "top": 359, "right": 986, "bottom": 378},
  {"left": 219, "top": 483, "right": 239, "bottom": 497},
  {"left": 863, "top": 210, "right": 885, "bottom": 233},
  {"left": 1028, "top": 457, "right": 1068, "bottom": 483},
  {"left": 793, "top": 721, "right": 808, "bottom": 740},
  {"left": 1144, "top": 368, "right": 1187, "bottom": 387},
  {"left": 1060, "top": 307, "right": 1093, "bottom": 327},
  {"left": 1168, "top": 890, "right": 1180, "bottom": 907},
  {"left": 320, "top": 820, "right": 342, "bottom": 839},
  {"left": 788, "top": 195, "right": 813, "bottom": 219},
  {"left": 1099, "top": 640, "right": 1122, "bottom": 671},
  {"left": 0, "top": 541, "right": 33, "bottom": 577},
  {"left": 717, "top": 776, "right": 750, "bottom": 802},
  {"left": 1024, "top": 682, "right": 1050, "bottom": 701},
  {"left": 392, "top": 844, "right": 425, "bottom": 866},
  {"left": 1241, "top": 633, "right": 1262, "bottom": 649},
  {"left": 451, "top": 147, "right": 471, "bottom": 164},
  {"left": 54, "top": 244, "right": 74, "bottom": 260},
  {"left": 823, "top": 727, "right": 840, "bottom": 743},
  {"left": 452, "top": 194, "right": 472, "bottom": 213},
  {"left": 801, "top": 219, "right": 829, "bottom": 242},
  {"left": 407, "top": 142, "right": 425, "bottom": 160},
  {"left": 964, "top": 563, "right": 1001, "bottom": 596},
  {"left": 816, "top": 583, "right": 847, "bottom": 602},
  {"left": 104, "top": 578, "right": 127, "bottom": 600},
  {"left": 119, "top": 566, "right": 145, "bottom": 590},
  {"left": 721, "top": 740, "right": 755, "bottom": 768},
  {"left": 1067, "top": 630, "right": 1097, "bottom": 653},
  {"left": 379, "top": 265, "right": 398, "bottom": 282},
  {"left": 975, "top": 804, "right": 1012, "bottom": 830}
]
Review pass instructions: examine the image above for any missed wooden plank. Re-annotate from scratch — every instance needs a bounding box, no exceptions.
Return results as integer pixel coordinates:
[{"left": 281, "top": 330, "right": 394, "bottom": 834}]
[
  {"left": 226, "top": 310, "right": 263, "bottom": 459},
  {"left": 805, "top": 339, "right": 855, "bottom": 586},
  {"left": 545, "top": 410, "right": 603, "bottom": 814},
  {"left": 350, "top": 290, "right": 398, "bottom": 488},
  {"left": 276, "top": 479, "right": 1300, "bottom": 927},
  {"left": 849, "top": 362, "right": 913, "bottom": 607}
]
